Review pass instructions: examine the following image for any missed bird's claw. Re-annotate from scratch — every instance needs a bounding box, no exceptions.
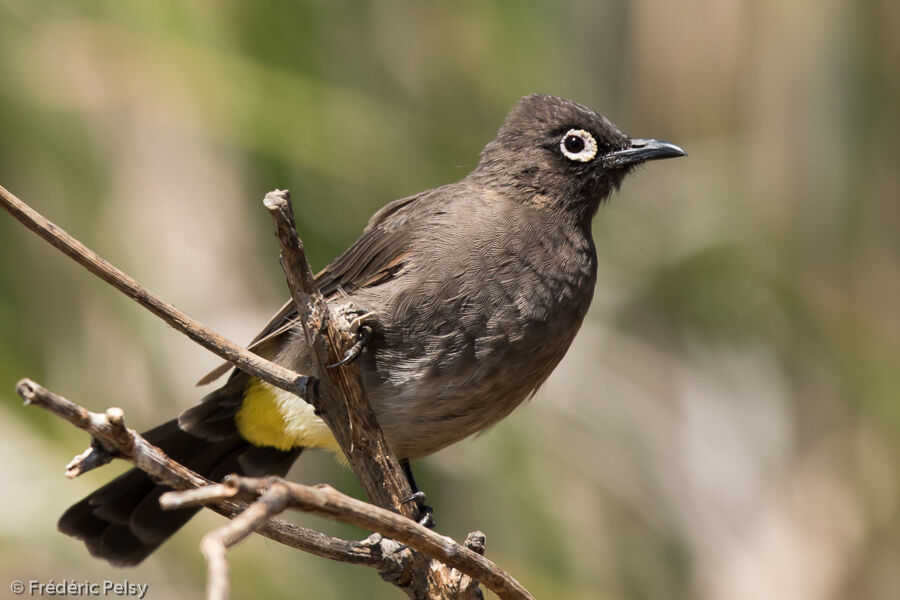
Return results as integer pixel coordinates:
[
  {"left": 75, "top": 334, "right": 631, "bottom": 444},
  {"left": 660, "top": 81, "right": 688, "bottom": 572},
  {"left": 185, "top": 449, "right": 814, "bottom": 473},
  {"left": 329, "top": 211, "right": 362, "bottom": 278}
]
[
  {"left": 328, "top": 324, "right": 372, "bottom": 368},
  {"left": 328, "top": 305, "right": 376, "bottom": 369},
  {"left": 403, "top": 491, "right": 426, "bottom": 504},
  {"left": 403, "top": 491, "right": 435, "bottom": 528}
]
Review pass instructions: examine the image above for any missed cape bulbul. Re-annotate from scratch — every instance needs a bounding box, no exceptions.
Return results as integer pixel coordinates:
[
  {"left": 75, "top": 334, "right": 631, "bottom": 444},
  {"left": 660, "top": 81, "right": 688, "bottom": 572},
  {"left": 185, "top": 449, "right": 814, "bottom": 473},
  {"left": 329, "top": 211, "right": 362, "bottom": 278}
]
[{"left": 59, "top": 94, "right": 685, "bottom": 565}]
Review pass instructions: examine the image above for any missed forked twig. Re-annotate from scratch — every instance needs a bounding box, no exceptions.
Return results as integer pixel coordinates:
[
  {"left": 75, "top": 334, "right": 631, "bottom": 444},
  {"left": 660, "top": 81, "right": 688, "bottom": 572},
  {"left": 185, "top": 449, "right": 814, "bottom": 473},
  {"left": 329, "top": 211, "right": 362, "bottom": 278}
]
[
  {"left": 0, "top": 184, "right": 309, "bottom": 399},
  {"left": 164, "top": 476, "right": 532, "bottom": 600},
  {"left": 15, "top": 379, "right": 379, "bottom": 567}
]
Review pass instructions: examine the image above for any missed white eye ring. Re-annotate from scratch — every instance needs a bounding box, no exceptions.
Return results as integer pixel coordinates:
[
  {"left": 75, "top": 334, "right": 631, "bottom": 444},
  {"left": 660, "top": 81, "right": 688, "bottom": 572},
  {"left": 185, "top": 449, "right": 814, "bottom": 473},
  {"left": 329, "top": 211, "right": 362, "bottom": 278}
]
[{"left": 560, "top": 129, "right": 598, "bottom": 162}]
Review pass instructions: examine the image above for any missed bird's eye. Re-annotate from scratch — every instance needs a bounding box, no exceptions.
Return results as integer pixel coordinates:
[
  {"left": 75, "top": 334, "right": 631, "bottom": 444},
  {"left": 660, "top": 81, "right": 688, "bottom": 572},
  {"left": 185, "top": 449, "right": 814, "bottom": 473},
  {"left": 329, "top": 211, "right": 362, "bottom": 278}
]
[{"left": 559, "top": 129, "right": 598, "bottom": 162}]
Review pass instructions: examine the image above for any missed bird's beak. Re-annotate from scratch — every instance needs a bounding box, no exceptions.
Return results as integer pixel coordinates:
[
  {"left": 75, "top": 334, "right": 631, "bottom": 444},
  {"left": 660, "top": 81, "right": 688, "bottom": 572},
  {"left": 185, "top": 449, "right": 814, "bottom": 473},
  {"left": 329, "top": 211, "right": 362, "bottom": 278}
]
[{"left": 602, "top": 138, "right": 686, "bottom": 168}]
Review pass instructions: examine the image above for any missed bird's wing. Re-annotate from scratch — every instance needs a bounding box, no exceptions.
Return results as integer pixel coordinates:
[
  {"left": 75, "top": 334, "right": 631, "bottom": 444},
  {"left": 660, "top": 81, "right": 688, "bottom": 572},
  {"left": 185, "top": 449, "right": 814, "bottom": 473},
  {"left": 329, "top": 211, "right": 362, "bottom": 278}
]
[
  {"left": 195, "top": 189, "right": 432, "bottom": 386},
  {"left": 194, "top": 299, "right": 296, "bottom": 385}
]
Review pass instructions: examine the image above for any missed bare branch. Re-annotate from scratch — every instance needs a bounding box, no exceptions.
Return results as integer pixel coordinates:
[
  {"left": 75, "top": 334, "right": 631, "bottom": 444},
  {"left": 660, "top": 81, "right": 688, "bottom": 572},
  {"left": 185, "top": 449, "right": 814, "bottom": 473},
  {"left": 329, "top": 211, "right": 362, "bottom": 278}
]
[
  {"left": 18, "top": 379, "right": 208, "bottom": 489},
  {"left": 160, "top": 484, "right": 238, "bottom": 510},
  {"left": 262, "top": 190, "right": 327, "bottom": 329},
  {"left": 200, "top": 485, "right": 292, "bottom": 600},
  {"left": 65, "top": 438, "right": 116, "bottom": 478},
  {"left": 266, "top": 476, "right": 531, "bottom": 600},
  {"left": 19, "top": 378, "right": 512, "bottom": 598},
  {"left": 264, "top": 190, "right": 417, "bottom": 519},
  {"left": 0, "top": 182, "right": 412, "bottom": 518},
  {"left": 15, "top": 379, "right": 379, "bottom": 568},
  {"left": 166, "top": 476, "right": 533, "bottom": 600},
  {"left": 0, "top": 184, "right": 309, "bottom": 399}
]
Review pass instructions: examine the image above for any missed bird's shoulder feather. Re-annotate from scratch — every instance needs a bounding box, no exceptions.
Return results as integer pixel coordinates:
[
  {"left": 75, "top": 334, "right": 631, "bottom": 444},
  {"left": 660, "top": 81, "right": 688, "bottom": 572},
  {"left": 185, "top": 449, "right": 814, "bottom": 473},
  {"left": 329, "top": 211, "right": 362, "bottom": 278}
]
[{"left": 196, "top": 183, "right": 474, "bottom": 385}]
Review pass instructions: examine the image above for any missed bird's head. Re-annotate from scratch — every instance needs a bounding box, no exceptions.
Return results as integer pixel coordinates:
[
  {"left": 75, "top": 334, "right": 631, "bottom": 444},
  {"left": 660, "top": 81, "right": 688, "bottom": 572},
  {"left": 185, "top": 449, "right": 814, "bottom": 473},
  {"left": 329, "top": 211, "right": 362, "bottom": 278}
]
[{"left": 470, "top": 94, "right": 685, "bottom": 223}]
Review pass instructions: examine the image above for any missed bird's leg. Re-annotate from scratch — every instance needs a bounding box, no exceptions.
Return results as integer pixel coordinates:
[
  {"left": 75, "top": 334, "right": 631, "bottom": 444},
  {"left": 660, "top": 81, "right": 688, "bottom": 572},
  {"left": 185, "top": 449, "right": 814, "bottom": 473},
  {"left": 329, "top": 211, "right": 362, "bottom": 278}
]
[
  {"left": 328, "top": 304, "right": 376, "bottom": 368},
  {"left": 401, "top": 458, "right": 435, "bottom": 528}
]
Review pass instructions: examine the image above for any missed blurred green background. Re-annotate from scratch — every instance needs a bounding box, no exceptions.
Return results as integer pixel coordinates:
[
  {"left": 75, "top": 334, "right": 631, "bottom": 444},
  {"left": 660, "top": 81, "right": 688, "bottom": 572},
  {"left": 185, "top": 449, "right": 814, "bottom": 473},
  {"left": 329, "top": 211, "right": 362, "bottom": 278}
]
[{"left": 1, "top": 1, "right": 898, "bottom": 599}]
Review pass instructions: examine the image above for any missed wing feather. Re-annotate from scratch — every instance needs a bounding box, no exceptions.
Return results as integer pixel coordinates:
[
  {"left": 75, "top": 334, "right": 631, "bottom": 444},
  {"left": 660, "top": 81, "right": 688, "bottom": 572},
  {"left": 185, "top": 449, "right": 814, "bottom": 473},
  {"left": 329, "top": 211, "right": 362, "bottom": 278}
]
[{"left": 196, "top": 189, "right": 430, "bottom": 385}]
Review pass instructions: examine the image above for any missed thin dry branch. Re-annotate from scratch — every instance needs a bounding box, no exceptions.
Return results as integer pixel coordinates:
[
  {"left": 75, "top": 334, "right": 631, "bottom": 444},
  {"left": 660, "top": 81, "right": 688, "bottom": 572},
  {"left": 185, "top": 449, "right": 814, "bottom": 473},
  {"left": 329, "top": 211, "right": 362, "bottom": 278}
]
[
  {"left": 65, "top": 438, "right": 116, "bottom": 478},
  {"left": 264, "top": 190, "right": 417, "bottom": 519},
  {"left": 200, "top": 485, "right": 292, "bottom": 600},
  {"left": 18, "top": 380, "right": 208, "bottom": 490},
  {"left": 15, "top": 379, "right": 379, "bottom": 568},
  {"left": 166, "top": 476, "right": 534, "bottom": 600},
  {"left": 18, "top": 377, "right": 528, "bottom": 599},
  {"left": 0, "top": 184, "right": 309, "bottom": 399}
]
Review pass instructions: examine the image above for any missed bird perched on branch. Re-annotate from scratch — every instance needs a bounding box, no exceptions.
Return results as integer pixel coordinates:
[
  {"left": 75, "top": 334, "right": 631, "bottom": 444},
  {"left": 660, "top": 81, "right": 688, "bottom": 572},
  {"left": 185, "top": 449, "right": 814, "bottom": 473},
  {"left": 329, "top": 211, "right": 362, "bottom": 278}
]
[{"left": 59, "top": 94, "right": 685, "bottom": 565}]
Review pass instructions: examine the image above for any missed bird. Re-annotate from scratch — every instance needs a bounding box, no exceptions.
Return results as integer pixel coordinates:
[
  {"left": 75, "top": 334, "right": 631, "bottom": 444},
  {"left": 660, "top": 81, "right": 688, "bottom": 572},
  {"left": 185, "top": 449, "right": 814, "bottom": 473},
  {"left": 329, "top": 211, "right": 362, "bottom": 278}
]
[{"left": 58, "top": 93, "right": 685, "bottom": 565}]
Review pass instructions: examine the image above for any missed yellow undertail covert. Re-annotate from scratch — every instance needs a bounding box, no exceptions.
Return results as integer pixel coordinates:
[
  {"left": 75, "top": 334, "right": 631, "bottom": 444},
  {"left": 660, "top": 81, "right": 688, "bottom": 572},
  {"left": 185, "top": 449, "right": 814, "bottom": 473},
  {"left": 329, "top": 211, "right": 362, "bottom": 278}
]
[{"left": 235, "top": 378, "right": 343, "bottom": 456}]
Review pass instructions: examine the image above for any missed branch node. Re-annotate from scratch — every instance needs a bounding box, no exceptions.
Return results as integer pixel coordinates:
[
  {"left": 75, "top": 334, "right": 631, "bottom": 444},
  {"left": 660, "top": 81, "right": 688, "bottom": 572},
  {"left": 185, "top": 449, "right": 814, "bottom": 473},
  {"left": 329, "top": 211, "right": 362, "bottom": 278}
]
[
  {"left": 262, "top": 189, "right": 291, "bottom": 211},
  {"left": 465, "top": 531, "right": 487, "bottom": 556},
  {"left": 105, "top": 406, "right": 125, "bottom": 427},
  {"left": 16, "top": 378, "right": 37, "bottom": 404},
  {"left": 65, "top": 438, "right": 115, "bottom": 479}
]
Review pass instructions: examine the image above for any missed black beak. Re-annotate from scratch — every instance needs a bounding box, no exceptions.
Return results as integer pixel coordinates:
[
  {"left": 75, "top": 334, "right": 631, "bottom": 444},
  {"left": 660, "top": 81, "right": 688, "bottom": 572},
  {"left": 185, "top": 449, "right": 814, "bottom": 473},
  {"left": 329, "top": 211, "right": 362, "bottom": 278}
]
[{"left": 602, "top": 138, "right": 686, "bottom": 169}]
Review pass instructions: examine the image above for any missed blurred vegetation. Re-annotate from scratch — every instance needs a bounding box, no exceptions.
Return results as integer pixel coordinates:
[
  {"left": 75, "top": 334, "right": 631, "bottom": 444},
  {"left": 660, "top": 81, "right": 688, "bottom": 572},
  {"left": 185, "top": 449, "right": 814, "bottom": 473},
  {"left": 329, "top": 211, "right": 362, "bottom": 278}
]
[{"left": 1, "top": 1, "right": 898, "bottom": 599}]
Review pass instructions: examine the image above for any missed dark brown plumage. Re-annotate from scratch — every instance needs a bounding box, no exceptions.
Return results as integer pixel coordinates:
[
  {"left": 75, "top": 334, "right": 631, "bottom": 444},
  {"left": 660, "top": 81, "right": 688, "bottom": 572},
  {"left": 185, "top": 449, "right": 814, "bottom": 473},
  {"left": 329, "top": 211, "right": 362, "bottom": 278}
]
[{"left": 59, "top": 94, "right": 684, "bottom": 565}]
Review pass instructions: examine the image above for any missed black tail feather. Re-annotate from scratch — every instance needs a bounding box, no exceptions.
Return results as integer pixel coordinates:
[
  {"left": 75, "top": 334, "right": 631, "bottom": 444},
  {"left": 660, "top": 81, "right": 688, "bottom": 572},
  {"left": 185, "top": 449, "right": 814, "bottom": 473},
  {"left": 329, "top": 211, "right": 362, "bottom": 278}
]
[{"left": 58, "top": 419, "right": 301, "bottom": 566}]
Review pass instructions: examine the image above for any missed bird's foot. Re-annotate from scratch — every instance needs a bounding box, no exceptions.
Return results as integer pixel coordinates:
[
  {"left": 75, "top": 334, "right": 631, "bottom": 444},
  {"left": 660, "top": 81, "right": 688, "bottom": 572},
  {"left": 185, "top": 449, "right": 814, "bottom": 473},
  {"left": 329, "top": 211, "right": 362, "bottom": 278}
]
[
  {"left": 403, "top": 491, "right": 435, "bottom": 528},
  {"left": 336, "top": 303, "right": 376, "bottom": 333},
  {"left": 328, "top": 304, "right": 376, "bottom": 368}
]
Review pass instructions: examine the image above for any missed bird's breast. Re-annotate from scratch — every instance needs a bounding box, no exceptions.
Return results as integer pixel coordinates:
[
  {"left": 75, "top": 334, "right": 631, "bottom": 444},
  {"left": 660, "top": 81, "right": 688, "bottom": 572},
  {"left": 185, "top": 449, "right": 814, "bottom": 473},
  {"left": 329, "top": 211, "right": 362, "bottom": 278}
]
[{"left": 357, "top": 217, "right": 597, "bottom": 459}]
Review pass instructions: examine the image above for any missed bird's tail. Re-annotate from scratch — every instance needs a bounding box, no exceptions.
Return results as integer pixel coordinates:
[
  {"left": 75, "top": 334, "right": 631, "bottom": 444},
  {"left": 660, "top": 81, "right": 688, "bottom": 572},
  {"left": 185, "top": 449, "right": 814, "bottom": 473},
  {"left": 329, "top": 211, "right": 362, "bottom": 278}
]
[{"left": 57, "top": 418, "right": 301, "bottom": 566}]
